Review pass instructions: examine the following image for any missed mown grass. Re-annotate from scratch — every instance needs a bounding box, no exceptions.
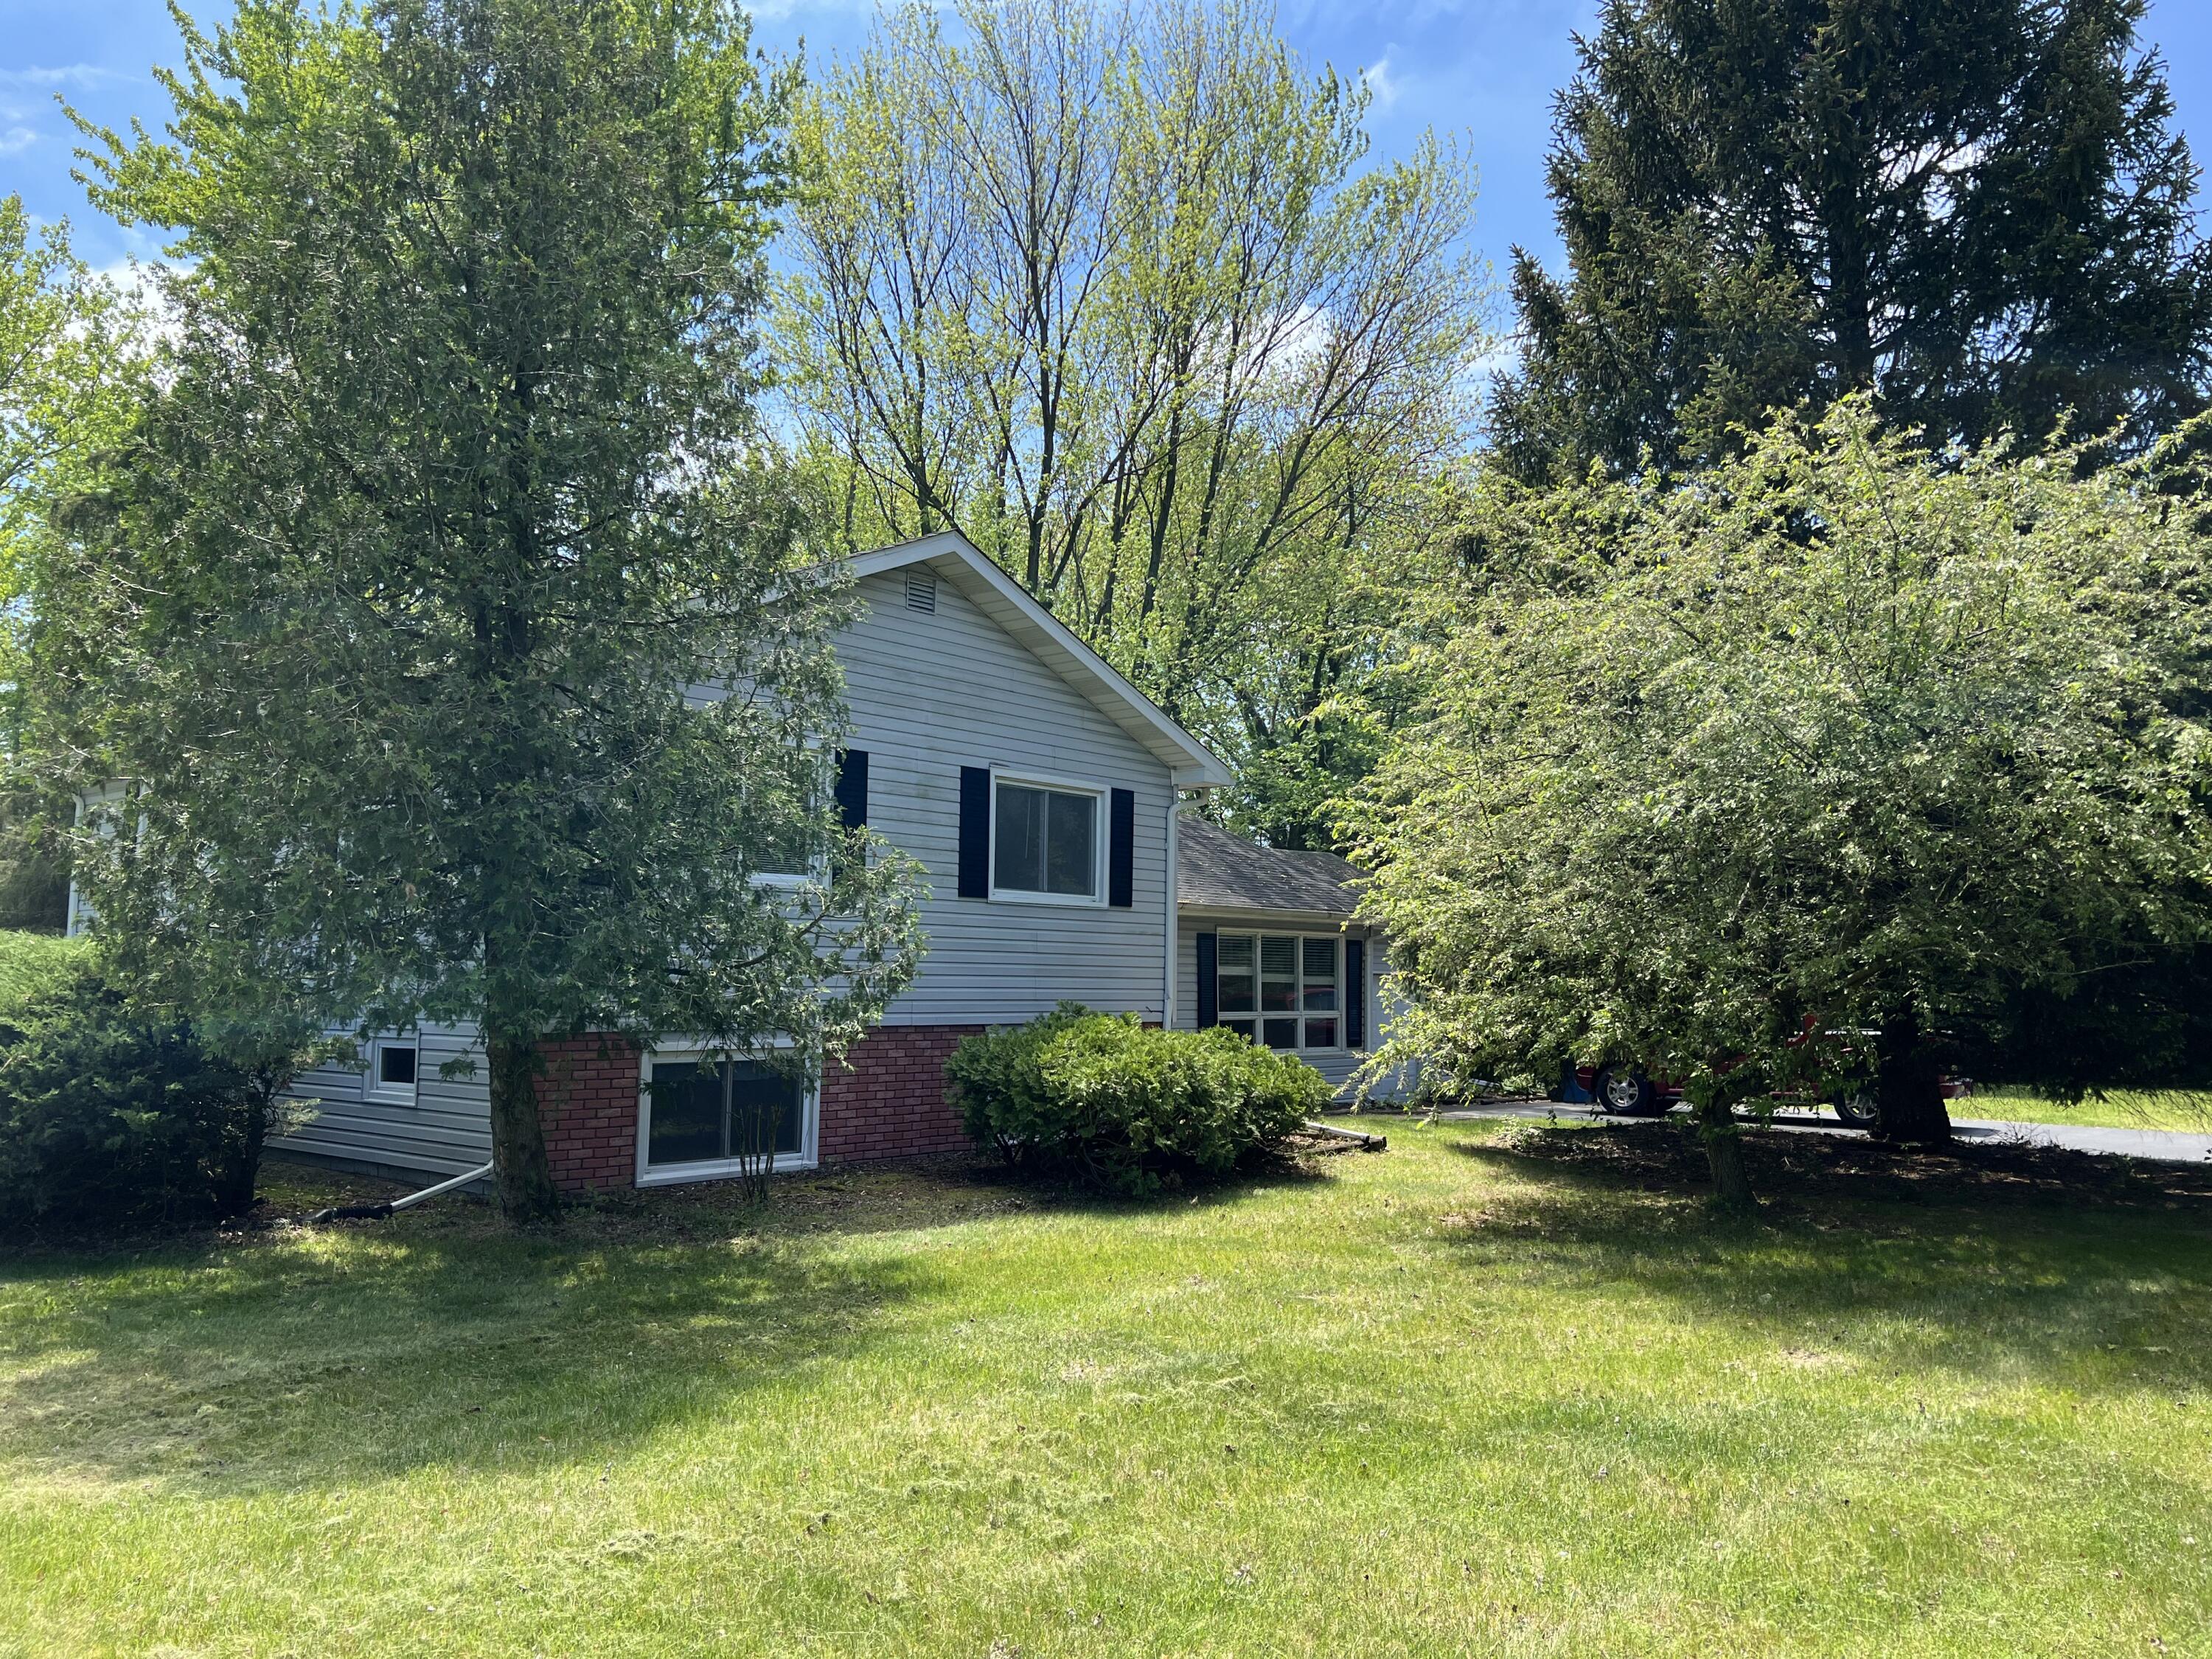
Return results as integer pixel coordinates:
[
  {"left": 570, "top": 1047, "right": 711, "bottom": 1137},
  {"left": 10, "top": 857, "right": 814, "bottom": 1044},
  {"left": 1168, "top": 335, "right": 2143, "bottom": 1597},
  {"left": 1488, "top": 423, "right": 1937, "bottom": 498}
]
[
  {"left": 2, "top": 1123, "right": 2210, "bottom": 1658},
  {"left": 1967, "top": 1085, "right": 2212, "bottom": 1134}
]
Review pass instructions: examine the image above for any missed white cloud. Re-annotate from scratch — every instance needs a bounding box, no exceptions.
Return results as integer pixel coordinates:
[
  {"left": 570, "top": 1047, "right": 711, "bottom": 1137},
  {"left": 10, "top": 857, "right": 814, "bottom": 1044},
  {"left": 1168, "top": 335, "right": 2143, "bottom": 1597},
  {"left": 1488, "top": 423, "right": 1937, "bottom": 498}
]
[
  {"left": 88, "top": 253, "right": 187, "bottom": 350},
  {"left": 0, "top": 64, "right": 123, "bottom": 90},
  {"left": 0, "top": 126, "right": 35, "bottom": 156},
  {"left": 1362, "top": 55, "right": 1402, "bottom": 113}
]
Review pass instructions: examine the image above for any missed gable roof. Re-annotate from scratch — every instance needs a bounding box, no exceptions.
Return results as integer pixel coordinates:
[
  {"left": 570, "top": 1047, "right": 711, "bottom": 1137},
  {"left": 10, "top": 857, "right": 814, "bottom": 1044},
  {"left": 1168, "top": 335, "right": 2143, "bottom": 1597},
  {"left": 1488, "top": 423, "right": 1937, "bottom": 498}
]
[
  {"left": 837, "top": 532, "right": 1234, "bottom": 790},
  {"left": 1177, "top": 817, "right": 1360, "bottom": 918}
]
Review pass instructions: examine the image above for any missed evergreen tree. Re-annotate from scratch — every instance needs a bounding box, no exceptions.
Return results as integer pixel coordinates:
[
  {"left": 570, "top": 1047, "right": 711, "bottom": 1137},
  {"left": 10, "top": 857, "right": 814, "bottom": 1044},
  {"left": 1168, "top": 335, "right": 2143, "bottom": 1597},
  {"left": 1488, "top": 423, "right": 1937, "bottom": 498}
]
[{"left": 1492, "top": 0, "right": 2212, "bottom": 480}]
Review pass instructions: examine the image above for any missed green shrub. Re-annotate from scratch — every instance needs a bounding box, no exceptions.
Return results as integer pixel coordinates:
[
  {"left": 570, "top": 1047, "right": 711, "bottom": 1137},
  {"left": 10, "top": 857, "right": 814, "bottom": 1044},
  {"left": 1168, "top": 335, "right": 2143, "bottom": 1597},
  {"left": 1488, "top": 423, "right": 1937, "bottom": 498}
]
[
  {"left": 0, "top": 927, "right": 89, "bottom": 1006},
  {"left": 946, "top": 1000, "right": 1093, "bottom": 1166},
  {"left": 948, "top": 1006, "right": 1331, "bottom": 1193},
  {"left": 0, "top": 964, "right": 308, "bottom": 1237}
]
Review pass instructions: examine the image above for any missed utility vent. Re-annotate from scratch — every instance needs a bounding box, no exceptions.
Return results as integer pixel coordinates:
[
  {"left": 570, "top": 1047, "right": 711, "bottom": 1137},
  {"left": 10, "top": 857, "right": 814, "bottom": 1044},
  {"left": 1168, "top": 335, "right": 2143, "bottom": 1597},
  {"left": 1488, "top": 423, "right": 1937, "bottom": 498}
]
[{"left": 905, "top": 570, "right": 938, "bottom": 613}]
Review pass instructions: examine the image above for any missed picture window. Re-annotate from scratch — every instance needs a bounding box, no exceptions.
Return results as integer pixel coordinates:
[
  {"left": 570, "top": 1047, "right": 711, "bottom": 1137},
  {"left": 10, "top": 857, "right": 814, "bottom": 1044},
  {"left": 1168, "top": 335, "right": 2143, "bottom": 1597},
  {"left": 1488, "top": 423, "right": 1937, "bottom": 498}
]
[{"left": 1214, "top": 934, "right": 1343, "bottom": 1050}]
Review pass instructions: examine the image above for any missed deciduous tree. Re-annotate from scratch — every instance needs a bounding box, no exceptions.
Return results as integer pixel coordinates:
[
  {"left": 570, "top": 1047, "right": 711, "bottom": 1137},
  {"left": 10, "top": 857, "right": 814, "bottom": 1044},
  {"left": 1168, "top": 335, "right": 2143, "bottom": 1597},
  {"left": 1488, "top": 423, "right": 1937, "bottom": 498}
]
[
  {"left": 780, "top": 0, "right": 1486, "bottom": 844},
  {"left": 1346, "top": 401, "right": 2212, "bottom": 1200},
  {"left": 34, "top": 0, "right": 923, "bottom": 1223}
]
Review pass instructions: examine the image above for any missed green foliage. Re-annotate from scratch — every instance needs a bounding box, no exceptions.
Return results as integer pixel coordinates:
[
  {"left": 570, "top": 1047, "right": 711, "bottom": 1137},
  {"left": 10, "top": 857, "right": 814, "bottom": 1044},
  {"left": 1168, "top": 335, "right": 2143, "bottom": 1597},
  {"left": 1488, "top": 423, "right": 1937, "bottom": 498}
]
[
  {"left": 0, "top": 197, "right": 143, "bottom": 628},
  {"left": 1348, "top": 400, "right": 2212, "bottom": 1147},
  {"left": 0, "top": 961, "right": 307, "bottom": 1237},
  {"left": 0, "top": 929, "right": 88, "bottom": 1007},
  {"left": 779, "top": 0, "right": 1486, "bottom": 846},
  {"left": 948, "top": 1006, "right": 1326, "bottom": 1192},
  {"left": 1493, "top": 0, "right": 2212, "bottom": 481},
  {"left": 945, "top": 1001, "right": 1095, "bottom": 1166},
  {"left": 32, "top": 0, "right": 924, "bottom": 1219}
]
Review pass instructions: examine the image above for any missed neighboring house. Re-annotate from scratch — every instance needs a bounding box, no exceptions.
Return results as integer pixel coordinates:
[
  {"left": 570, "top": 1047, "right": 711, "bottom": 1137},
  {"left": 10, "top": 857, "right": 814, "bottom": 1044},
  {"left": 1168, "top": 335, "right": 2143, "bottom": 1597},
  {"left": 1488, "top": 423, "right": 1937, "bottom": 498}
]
[
  {"left": 1173, "top": 818, "right": 1408, "bottom": 1100},
  {"left": 118, "top": 529, "right": 1405, "bottom": 1193}
]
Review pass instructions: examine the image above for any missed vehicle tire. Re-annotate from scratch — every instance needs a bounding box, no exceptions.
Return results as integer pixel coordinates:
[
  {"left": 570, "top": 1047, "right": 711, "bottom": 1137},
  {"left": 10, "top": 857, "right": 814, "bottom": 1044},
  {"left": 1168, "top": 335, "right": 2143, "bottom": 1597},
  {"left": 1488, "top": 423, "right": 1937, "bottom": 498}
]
[
  {"left": 1832, "top": 1086, "right": 1879, "bottom": 1130},
  {"left": 1593, "top": 1065, "right": 1662, "bottom": 1117}
]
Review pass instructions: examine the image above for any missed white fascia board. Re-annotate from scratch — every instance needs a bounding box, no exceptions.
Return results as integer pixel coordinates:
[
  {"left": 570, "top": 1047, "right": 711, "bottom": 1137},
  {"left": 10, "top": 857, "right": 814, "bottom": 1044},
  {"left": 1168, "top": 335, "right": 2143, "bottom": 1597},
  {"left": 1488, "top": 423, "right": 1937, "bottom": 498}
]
[{"left": 836, "top": 532, "right": 1235, "bottom": 790}]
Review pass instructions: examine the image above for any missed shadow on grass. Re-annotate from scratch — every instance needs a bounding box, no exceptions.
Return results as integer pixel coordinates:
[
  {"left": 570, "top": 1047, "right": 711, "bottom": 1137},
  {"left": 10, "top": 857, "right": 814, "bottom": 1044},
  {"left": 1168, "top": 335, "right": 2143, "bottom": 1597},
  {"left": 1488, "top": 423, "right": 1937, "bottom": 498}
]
[
  {"left": 0, "top": 1171, "right": 983, "bottom": 1498},
  {"left": 1439, "top": 1121, "right": 2212, "bottom": 1399},
  {"left": 0, "top": 1150, "right": 1340, "bottom": 1500}
]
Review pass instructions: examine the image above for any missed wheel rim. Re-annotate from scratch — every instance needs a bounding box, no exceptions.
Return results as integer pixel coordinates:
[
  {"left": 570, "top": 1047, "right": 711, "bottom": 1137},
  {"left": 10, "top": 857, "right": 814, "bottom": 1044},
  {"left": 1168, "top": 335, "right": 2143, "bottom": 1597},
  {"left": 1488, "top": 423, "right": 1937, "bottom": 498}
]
[
  {"left": 1839, "top": 1091, "right": 1875, "bottom": 1122},
  {"left": 1604, "top": 1074, "right": 1644, "bottom": 1110}
]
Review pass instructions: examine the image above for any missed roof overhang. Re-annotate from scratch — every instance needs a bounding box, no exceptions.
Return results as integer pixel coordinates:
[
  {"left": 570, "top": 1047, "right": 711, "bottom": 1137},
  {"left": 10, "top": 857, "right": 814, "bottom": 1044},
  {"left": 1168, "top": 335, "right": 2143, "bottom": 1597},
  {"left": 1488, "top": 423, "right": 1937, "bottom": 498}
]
[
  {"left": 1176, "top": 902, "right": 1364, "bottom": 928},
  {"left": 835, "top": 532, "right": 1234, "bottom": 789}
]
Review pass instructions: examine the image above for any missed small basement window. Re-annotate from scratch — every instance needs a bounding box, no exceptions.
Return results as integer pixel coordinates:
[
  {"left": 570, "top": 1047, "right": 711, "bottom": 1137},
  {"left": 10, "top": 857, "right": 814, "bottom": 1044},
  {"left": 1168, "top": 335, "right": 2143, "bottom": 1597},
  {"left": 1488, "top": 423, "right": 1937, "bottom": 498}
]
[
  {"left": 366, "top": 1036, "right": 420, "bottom": 1104},
  {"left": 1215, "top": 933, "right": 1341, "bottom": 1050},
  {"left": 992, "top": 778, "right": 1100, "bottom": 901}
]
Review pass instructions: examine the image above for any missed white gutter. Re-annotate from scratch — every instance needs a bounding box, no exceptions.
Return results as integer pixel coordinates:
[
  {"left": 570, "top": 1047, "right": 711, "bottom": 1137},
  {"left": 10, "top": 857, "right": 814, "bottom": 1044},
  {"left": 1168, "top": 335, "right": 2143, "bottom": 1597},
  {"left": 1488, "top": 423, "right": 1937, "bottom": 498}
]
[{"left": 1163, "top": 795, "right": 1183, "bottom": 1029}]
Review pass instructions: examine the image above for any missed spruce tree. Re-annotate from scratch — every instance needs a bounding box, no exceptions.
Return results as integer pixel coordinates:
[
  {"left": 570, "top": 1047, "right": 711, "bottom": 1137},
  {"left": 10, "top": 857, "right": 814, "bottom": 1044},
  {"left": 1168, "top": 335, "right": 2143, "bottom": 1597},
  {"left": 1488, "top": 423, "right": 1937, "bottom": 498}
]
[{"left": 1492, "top": 0, "right": 2212, "bottom": 480}]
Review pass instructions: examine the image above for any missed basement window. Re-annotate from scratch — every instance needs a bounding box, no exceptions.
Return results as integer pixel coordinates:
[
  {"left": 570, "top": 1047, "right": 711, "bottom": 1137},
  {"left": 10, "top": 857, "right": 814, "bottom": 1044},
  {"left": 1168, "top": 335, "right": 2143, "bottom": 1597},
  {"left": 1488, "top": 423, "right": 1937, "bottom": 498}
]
[{"left": 366, "top": 1036, "right": 420, "bottom": 1105}]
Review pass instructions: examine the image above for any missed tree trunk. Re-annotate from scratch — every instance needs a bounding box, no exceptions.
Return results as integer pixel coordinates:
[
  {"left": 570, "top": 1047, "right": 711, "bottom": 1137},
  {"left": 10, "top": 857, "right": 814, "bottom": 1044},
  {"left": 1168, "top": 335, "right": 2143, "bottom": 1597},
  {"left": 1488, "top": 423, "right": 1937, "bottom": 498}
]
[
  {"left": 215, "top": 1071, "right": 276, "bottom": 1220},
  {"left": 1694, "top": 1092, "right": 1756, "bottom": 1210},
  {"left": 1873, "top": 1003, "right": 1951, "bottom": 1145},
  {"left": 487, "top": 1035, "right": 562, "bottom": 1225}
]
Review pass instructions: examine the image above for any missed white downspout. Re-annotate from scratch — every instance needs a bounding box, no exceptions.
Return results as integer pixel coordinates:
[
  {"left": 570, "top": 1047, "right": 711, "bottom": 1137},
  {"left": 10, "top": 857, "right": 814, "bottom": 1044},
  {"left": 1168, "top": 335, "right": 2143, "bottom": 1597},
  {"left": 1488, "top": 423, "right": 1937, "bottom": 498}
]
[{"left": 1163, "top": 793, "right": 1183, "bottom": 1029}]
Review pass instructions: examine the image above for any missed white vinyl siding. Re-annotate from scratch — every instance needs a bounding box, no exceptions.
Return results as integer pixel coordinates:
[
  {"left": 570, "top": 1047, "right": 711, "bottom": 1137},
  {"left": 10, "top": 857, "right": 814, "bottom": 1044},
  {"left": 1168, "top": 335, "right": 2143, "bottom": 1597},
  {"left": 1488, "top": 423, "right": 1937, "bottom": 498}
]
[
  {"left": 274, "top": 1023, "right": 490, "bottom": 1178},
  {"left": 840, "top": 567, "right": 1173, "bottom": 1025}
]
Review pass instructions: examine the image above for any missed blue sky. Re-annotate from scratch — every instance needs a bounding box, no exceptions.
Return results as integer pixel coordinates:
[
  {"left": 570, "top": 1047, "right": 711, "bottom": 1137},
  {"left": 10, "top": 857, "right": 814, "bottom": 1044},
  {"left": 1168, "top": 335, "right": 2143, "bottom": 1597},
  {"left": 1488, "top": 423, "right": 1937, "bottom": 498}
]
[{"left": 6, "top": 0, "right": 2211, "bottom": 287}]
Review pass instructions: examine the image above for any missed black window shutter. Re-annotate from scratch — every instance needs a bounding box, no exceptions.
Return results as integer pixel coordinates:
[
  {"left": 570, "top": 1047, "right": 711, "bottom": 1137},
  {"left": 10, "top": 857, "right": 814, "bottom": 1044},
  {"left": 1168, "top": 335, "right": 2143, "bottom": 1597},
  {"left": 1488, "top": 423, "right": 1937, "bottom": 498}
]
[
  {"left": 1108, "top": 788, "right": 1135, "bottom": 908},
  {"left": 1195, "top": 931, "right": 1217, "bottom": 1029},
  {"left": 835, "top": 748, "right": 869, "bottom": 830},
  {"left": 1345, "top": 937, "right": 1367, "bottom": 1049},
  {"left": 957, "top": 766, "right": 991, "bottom": 898}
]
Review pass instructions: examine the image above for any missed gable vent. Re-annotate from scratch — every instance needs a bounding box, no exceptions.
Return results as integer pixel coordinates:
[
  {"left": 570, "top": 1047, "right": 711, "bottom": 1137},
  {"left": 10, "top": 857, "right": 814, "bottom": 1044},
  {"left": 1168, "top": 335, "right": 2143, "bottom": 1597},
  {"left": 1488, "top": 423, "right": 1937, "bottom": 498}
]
[{"left": 904, "top": 570, "right": 938, "bottom": 613}]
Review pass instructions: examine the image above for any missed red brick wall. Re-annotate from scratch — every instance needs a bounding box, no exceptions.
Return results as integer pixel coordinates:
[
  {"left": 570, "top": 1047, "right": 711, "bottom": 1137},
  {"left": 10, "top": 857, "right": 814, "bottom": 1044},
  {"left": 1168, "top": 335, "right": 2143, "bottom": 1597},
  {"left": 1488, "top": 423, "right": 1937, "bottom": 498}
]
[
  {"left": 534, "top": 1034, "right": 643, "bottom": 1194},
  {"left": 819, "top": 1024, "right": 982, "bottom": 1164},
  {"left": 531, "top": 1025, "right": 982, "bottom": 1191}
]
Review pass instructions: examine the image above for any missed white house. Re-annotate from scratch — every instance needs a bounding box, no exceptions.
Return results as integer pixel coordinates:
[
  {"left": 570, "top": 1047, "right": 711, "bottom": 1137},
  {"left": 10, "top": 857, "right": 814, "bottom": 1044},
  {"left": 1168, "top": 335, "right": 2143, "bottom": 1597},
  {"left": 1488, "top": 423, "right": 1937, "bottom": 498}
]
[{"left": 252, "top": 531, "right": 1404, "bottom": 1192}]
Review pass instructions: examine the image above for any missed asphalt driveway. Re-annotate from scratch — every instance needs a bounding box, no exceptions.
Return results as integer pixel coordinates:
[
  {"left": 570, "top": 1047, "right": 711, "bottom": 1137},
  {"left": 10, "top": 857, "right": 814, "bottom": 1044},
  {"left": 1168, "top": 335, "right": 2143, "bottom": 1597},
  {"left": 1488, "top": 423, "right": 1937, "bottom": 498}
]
[{"left": 1435, "top": 1100, "right": 2212, "bottom": 1166}]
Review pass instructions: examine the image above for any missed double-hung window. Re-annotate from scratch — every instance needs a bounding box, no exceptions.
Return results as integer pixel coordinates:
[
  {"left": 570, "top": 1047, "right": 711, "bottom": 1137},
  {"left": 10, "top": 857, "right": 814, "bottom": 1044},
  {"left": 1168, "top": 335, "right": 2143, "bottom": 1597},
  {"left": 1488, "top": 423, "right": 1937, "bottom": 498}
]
[
  {"left": 641, "top": 1052, "right": 810, "bottom": 1180},
  {"left": 992, "top": 777, "right": 1101, "bottom": 902},
  {"left": 1215, "top": 933, "right": 1341, "bottom": 1051}
]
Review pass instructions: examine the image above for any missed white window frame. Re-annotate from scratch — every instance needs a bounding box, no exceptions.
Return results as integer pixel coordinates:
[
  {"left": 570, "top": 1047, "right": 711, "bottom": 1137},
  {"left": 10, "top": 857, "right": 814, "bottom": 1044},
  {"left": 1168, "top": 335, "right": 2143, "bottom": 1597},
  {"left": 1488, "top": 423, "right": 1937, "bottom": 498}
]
[
  {"left": 987, "top": 768, "right": 1107, "bottom": 908},
  {"left": 364, "top": 1034, "right": 421, "bottom": 1105},
  {"left": 750, "top": 740, "right": 836, "bottom": 891},
  {"left": 634, "top": 1039, "right": 819, "bottom": 1187},
  {"left": 1214, "top": 932, "right": 1346, "bottom": 1052}
]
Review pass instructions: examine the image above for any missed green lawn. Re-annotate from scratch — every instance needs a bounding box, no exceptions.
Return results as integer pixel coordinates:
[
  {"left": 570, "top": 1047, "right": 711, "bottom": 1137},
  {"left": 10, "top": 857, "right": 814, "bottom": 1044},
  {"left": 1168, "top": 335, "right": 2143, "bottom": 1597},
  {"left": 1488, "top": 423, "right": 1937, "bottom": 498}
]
[
  {"left": 1965, "top": 1085, "right": 2212, "bottom": 1134},
  {"left": 3, "top": 1124, "right": 2210, "bottom": 1658}
]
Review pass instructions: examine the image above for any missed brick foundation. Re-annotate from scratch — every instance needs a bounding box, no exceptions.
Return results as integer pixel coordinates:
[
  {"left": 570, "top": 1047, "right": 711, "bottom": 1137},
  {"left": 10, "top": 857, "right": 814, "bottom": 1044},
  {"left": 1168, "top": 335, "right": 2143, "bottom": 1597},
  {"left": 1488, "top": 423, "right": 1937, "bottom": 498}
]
[
  {"left": 530, "top": 1025, "right": 981, "bottom": 1192},
  {"left": 818, "top": 1024, "right": 983, "bottom": 1164},
  {"left": 534, "top": 1034, "right": 644, "bottom": 1194}
]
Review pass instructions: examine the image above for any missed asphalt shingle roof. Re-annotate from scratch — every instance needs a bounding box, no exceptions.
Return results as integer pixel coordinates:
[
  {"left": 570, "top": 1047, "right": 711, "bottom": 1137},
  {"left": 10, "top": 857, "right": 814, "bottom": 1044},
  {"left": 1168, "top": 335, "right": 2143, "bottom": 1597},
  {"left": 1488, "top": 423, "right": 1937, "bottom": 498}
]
[{"left": 1177, "top": 817, "right": 1359, "bottom": 917}]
